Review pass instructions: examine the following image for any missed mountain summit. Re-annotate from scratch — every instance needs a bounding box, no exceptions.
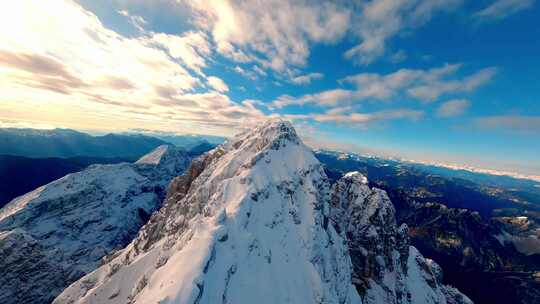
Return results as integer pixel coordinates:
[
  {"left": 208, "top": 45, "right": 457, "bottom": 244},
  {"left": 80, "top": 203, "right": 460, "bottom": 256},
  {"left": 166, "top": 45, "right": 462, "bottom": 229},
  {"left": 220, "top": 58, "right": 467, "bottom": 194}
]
[
  {"left": 55, "top": 121, "right": 471, "bottom": 304},
  {"left": 55, "top": 120, "right": 361, "bottom": 303}
]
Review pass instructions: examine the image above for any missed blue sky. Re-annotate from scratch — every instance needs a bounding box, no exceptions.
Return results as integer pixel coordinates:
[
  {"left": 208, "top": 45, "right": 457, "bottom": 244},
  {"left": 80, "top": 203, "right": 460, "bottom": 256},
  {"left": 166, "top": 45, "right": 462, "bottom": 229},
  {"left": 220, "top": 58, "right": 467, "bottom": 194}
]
[{"left": 0, "top": 0, "right": 538, "bottom": 175}]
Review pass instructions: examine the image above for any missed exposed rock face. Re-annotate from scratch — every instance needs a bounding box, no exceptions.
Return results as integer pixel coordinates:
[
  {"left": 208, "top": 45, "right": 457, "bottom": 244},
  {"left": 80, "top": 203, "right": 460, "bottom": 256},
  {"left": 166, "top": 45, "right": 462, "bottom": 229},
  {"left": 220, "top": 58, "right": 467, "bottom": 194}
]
[
  {"left": 331, "top": 172, "right": 473, "bottom": 304},
  {"left": 0, "top": 145, "right": 190, "bottom": 304},
  {"left": 397, "top": 201, "right": 540, "bottom": 304},
  {"left": 401, "top": 202, "right": 508, "bottom": 270}
]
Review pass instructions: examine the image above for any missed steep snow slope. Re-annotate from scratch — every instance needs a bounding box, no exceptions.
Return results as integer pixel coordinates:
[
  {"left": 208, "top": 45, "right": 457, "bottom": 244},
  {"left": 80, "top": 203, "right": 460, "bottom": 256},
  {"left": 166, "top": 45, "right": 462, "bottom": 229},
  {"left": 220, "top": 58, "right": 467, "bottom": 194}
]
[
  {"left": 0, "top": 145, "right": 190, "bottom": 304},
  {"left": 55, "top": 120, "right": 361, "bottom": 304},
  {"left": 331, "top": 172, "right": 472, "bottom": 304}
]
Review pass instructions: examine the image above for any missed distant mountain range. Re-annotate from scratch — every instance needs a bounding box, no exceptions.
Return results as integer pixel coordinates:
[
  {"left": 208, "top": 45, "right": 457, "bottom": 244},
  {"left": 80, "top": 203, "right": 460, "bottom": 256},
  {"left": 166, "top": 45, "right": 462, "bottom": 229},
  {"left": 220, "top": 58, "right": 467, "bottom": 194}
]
[
  {"left": 316, "top": 150, "right": 540, "bottom": 217},
  {"left": 0, "top": 128, "right": 220, "bottom": 207},
  {"left": 0, "top": 128, "right": 225, "bottom": 160},
  {"left": 149, "top": 133, "right": 225, "bottom": 149},
  {"left": 315, "top": 150, "right": 540, "bottom": 304},
  {"left": 0, "top": 128, "right": 168, "bottom": 160}
]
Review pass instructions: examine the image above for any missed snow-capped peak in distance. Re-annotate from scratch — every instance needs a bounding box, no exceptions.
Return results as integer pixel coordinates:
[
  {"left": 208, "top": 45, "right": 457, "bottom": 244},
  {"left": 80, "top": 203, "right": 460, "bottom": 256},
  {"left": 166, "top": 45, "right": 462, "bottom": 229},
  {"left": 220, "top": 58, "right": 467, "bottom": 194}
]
[
  {"left": 56, "top": 120, "right": 471, "bottom": 304},
  {"left": 0, "top": 145, "right": 191, "bottom": 304},
  {"left": 136, "top": 144, "right": 171, "bottom": 165},
  {"left": 343, "top": 171, "right": 369, "bottom": 184}
]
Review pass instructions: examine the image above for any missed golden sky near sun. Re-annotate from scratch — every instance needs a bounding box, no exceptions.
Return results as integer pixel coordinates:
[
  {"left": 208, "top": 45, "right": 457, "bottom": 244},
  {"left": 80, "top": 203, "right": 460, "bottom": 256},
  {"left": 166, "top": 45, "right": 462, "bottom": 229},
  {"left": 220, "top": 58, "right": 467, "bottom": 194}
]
[{"left": 0, "top": 0, "right": 264, "bottom": 136}]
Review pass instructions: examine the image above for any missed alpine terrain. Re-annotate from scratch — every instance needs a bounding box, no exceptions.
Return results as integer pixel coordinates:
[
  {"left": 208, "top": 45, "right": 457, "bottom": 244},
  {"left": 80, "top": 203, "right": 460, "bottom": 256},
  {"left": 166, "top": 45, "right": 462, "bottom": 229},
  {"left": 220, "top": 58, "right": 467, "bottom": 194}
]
[
  {"left": 54, "top": 121, "right": 471, "bottom": 304},
  {"left": 0, "top": 145, "right": 191, "bottom": 304}
]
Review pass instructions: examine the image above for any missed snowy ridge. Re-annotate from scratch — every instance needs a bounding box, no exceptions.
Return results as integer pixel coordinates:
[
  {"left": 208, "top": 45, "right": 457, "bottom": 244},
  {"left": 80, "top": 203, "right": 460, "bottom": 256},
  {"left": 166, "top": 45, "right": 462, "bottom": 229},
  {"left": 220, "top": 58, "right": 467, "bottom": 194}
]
[
  {"left": 0, "top": 145, "right": 190, "bottom": 304},
  {"left": 55, "top": 120, "right": 361, "bottom": 304},
  {"left": 136, "top": 144, "right": 170, "bottom": 165}
]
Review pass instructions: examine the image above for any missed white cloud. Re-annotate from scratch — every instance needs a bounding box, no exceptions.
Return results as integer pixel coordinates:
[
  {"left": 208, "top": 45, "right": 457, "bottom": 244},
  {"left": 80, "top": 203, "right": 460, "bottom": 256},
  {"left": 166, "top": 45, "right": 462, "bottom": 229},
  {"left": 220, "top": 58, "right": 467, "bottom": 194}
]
[
  {"left": 344, "top": 64, "right": 496, "bottom": 103},
  {"left": 233, "top": 65, "right": 257, "bottom": 80},
  {"left": 312, "top": 109, "right": 424, "bottom": 125},
  {"left": 145, "top": 31, "right": 211, "bottom": 75},
  {"left": 186, "top": 0, "right": 350, "bottom": 73},
  {"left": 475, "top": 0, "right": 535, "bottom": 20},
  {"left": 271, "top": 89, "right": 355, "bottom": 109},
  {"left": 475, "top": 115, "right": 540, "bottom": 132},
  {"left": 291, "top": 72, "right": 324, "bottom": 85},
  {"left": 118, "top": 9, "right": 147, "bottom": 32},
  {"left": 272, "top": 63, "right": 496, "bottom": 109},
  {"left": 185, "top": 0, "right": 464, "bottom": 69},
  {"left": 346, "top": 0, "right": 463, "bottom": 64},
  {"left": 0, "top": 0, "right": 265, "bottom": 135},
  {"left": 436, "top": 99, "right": 470, "bottom": 117},
  {"left": 280, "top": 108, "right": 424, "bottom": 129},
  {"left": 406, "top": 67, "right": 497, "bottom": 101},
  {"left": 390, "top": 50, "right": 407, "bottom": 63},
  {"left": 252, "top": 65, "right": 267, "bottom": 77},
  {"left": 207, "top": 76, "right": 229, "bottom": 93}
]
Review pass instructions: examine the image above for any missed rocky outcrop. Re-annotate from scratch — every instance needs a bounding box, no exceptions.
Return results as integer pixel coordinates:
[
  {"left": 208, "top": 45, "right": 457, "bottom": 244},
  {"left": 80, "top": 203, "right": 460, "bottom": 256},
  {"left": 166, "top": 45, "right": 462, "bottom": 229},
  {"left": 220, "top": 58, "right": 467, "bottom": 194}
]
[
  {"left": 397, "top": 201, "right": 540, "bottom": 304},
  {"left": 0, "top": 145, "right": 190, "bottom": 304},
  {"left": 331, "top": 172, "right": 472, "bottom": 304}
]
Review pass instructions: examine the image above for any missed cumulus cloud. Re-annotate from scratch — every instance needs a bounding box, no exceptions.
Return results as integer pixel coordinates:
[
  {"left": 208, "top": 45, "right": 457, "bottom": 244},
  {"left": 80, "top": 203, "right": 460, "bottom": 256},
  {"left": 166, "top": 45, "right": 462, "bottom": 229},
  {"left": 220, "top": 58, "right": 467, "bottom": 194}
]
[
  {"left": 185, "top": 0, "right": 350, "bottom": 73},
  {"left": 233, "top": 65, "right": 257, "bottom": 80},
  {"left": 280, "top": 107, "right": 424, "bottom": 129},
  {"left": 207, "top": 76, "right": 229, "bottom": 93},
  {"left": 291, "top": 72, "right": 324, "bottom": 85},
  {"left": 271, "top": 63, "right": 495, "bottom": 108},
  {"left": 475, "top": 115, "right": 540, "bottom": 132},
  {"left": 436, "top": 99, "right": 470, "bottom": 117},
  {"left": 346, "top": 0, "right": 463, "bottom": 64},
  {"left": 183, "top": 0, "right": 466, "bottom": 70},
  {"left": 145, "top": 31, "right": 211, "bottom": 75},
  {"left": 475, "top": 0, "right": 535, "bottom": 20},
  {"left": 406, "top": 67, "right": 497, "bottom": 101},
  {"left": 118, "top": 9, "right": 147, "bottom": 32},
  {"left": 312, "top": 109, "right": 424, "bottom": 125},
  {"left": 390, "top": 50, "right": 407, "bottom": 63},
  {"left": 271, "top": 89, "right": 355, "bottom": 109},
  {"left": 0, "top": 0, "right": 265, "bottom": 135},
  {"left": 344, "top": 64, "right": 496, "bottom": 102}
]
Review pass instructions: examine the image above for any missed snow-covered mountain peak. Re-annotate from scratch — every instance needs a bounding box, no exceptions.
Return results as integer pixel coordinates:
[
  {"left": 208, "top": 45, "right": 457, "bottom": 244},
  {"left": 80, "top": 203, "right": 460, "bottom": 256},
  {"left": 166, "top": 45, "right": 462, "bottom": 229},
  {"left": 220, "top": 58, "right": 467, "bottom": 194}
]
[
  {"left": 224, "top": 119, "right": 301, "bottom": 153},
  {"left": 54, "top": 121, "right": 471, "bottom": 304},
  {"left": 55, "top": 120, "right": 360, "bottom": 304},
  {"left": 342, "top": 171, "right": 369, "bottom": 184},
  {"left": 136, "top": 145, "right": 191, "bottom": 178},
  {"left": 330, "top": 171, "right": 393, "bottom": 227},
  {"left": 135, "top": 144, "right": 171, "bottom": 165}
]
